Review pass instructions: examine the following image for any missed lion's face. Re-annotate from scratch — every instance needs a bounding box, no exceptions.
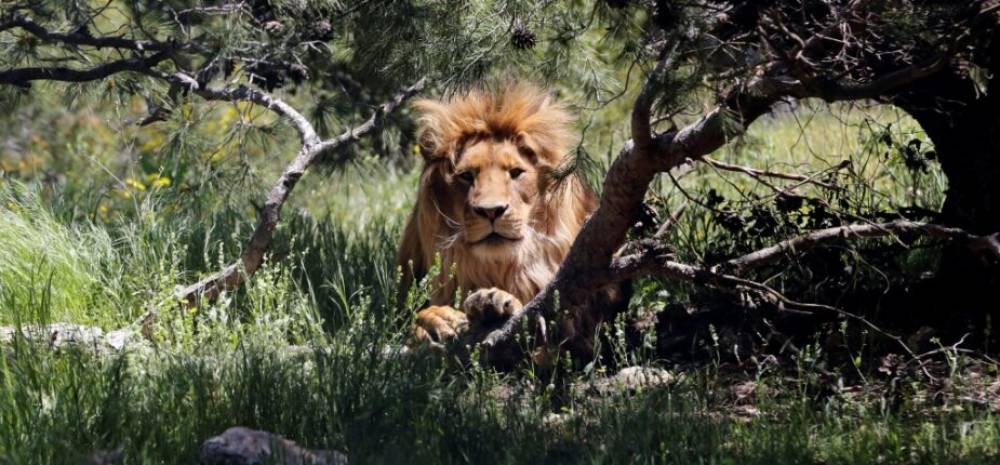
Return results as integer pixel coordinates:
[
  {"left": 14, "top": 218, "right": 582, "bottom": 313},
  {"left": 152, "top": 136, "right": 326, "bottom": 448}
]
[
  {"left": 398, "top": 84, "right": 597, "bottom": 304},
  {"left": 450, "top": 138, "right": 539, "bottom": 257}
]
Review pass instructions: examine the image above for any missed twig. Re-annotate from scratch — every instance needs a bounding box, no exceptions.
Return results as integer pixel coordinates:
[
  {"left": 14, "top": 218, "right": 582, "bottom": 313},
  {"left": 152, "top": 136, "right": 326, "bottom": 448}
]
[
  {"left": 700, "top": 156, "right": 842, "bottom": 191},
  {"left": 654, "top": 201, "right": 689, "bottom": 240},
  {"left": 609, "top": 243, "right": 936, "bottom": 380},
  {"left": 722, "top": 220, "right": 1000, "bottom": 273}
]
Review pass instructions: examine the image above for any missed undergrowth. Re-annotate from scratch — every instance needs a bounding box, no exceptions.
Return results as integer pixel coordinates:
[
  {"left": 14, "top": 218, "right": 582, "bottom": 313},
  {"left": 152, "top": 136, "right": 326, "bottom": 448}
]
[{"left": 2, "top": 101, "right": 998, "bottom": 464}]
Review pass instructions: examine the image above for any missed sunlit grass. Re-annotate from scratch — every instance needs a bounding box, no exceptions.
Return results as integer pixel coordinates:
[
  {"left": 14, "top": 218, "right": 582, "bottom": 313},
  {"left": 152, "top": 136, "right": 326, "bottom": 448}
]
[
  {"left": 1, "top": 101, "right": 997, "bottom": 464},
  {"left": 0, "top": 183, "right": 111, "bottom": 325}
]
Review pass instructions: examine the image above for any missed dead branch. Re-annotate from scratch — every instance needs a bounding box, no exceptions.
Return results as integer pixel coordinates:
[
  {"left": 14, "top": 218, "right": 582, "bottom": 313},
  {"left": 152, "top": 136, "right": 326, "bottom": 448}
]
[
  {"left": 700, "top": 156, "right": 842, "bottom": 191},
  {"left": 608, "top": 242, "right": 937, "bottom": 379},
  {"left": 175, "top": 77, "right": 427, "bottom": 305},
  {"left": 653, "top": 201, "right": 688, "bottom": 240},
  {"left": 152, "top": 71, "right": 321, "bottom": 146},
  {"left": 723, "top": 220, "right": 1000, "bottom": 274}
]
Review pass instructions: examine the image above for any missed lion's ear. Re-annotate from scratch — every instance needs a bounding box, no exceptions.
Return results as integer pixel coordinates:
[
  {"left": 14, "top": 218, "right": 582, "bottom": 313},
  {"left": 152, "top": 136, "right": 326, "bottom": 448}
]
[
  {"left": 413, "top": 99, "right": 455, "bottom": 163},
  {"left": 515, "top": 132, "right": 543, "bottom": 166},
  {"left": 515, "top": 108, "right": 575, "bottom": 168},
  {"left": 510, "top": 90, "right": 575, "bottom": 167}
]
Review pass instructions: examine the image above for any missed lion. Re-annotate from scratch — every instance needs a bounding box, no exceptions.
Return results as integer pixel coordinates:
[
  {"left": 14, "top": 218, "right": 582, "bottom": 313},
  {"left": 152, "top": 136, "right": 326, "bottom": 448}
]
[{"left": 397, "top": 84, "right": 627, "bottom": 355}]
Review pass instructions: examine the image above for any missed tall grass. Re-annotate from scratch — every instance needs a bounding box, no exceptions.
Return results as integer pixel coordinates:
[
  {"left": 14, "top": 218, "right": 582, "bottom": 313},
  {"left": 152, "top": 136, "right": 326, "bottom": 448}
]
[
  {"left": 0, "top": 184, "right": 114, "bottom": 325},
  {"left": 1, "top": 104, "right": 998, "bottom": 465}
]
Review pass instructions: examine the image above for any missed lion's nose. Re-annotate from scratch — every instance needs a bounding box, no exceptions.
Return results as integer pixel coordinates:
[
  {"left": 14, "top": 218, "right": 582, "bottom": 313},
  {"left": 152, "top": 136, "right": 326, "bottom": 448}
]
[{"left": 472, "top": 204, "right": 508, "bottom": 221}]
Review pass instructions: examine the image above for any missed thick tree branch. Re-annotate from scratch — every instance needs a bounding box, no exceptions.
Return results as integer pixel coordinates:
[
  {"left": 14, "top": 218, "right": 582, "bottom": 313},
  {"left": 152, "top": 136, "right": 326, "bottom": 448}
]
[
  {"left": 480, "top": 52, "right": 979, "bottom": 355},
  {"left": 808, "top": 54, "right": 952, "bottom": 102},
  {"left": 482, "top": 64, "right": 783, "bottom": 351},
  {"left": 0, "top": 15, "right": 188, "bottom": 52},
  {"left": 175, "top": 77, "right": 427, "bottom": 305},
  {"left": 0, "top": 51, "right": 169, "bottom": 86}
]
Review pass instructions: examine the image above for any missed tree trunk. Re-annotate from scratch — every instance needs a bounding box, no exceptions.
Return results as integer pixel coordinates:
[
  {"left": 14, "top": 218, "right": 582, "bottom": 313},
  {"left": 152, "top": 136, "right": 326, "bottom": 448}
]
[{"left": 894, "top": 66, "right": 1000, "bottom": 339}]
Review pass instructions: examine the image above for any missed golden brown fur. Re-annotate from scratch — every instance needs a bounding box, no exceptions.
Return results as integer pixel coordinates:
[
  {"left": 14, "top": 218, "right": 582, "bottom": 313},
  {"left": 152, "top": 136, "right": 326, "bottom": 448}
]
[{"left": 397, "top": 84, "right": 598, "bottom": 344}]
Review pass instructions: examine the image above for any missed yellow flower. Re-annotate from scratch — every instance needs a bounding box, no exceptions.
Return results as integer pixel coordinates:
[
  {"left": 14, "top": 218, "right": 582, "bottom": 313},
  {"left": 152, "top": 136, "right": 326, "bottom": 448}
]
[
  {"left": 140, "top": 130, "right": 166, "bottom": 152},
  {"left": 148, "top": 174, "right": 172, "bottom": 189},
  {"left": 125, "top": 178, "right": 146, "bottom": 191}
]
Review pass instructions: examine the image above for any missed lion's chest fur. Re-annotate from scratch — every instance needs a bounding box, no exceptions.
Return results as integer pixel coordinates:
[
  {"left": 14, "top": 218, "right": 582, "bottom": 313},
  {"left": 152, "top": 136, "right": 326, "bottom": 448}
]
[{"left": 431, "top": 235, "right": 568, "bottom": 305}]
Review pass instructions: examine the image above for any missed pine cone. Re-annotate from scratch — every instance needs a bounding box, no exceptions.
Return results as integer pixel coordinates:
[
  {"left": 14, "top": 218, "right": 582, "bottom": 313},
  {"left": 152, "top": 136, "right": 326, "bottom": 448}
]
[
  {"left": 511, "top": 24, "right": 536, "bottom": 50},
  {"left": 307, "top": 20, "right": 333, "bottom": 41},
  {"left": 288, "top": 64, "right": 309, "bottom": 84}
]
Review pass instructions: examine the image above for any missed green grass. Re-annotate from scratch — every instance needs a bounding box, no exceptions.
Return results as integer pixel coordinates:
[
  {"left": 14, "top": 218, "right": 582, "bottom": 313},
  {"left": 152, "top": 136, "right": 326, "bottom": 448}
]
[
  {"left": 0, "top": 184, "right": 114, "bottom": 325},
  {"left": 1, "top": 100, "right": 998, "bottom": 464}
]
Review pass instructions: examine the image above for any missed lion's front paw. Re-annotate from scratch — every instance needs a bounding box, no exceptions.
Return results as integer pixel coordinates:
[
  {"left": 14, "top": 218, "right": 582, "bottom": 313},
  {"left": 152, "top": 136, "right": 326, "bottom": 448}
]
[
  {"left": 463, "top": 288, "right": 522, "bottom": 328},
  {"left": 412, "top": 306, "right": 469, "bottom": 347}
]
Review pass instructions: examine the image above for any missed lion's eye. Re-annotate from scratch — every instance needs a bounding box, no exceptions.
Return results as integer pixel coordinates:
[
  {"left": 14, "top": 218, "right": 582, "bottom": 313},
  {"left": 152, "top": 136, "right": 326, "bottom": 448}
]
[
  {"left": 456, "top": 171, "right": 475, "bottom": 184},
  {"left": 509, "top": 168, "right": 525, "bottom": 179}
]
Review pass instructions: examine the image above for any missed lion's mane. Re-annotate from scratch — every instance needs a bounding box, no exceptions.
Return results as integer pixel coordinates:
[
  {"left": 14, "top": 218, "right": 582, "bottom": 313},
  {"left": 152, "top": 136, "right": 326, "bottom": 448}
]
[{"left": 397, "top": 84, "right": 597, "bottom": 305}]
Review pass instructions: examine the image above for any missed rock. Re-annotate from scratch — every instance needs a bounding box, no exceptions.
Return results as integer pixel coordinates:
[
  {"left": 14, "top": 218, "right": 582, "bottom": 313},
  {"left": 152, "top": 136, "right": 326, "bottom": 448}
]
[
  {"left": 1, "top": 323, "right": 103, "bottom": 347},
  {"left": 199, "top": 427, "right": 348, "bottom": 465},
  {"left": 576, "top": 366, "right": 675, "bottom": 396},
  {"left": 0, "top": 323, "right": 138, "bottom": 354},
  {"left": 612, "top": 366, "right": 674, "bottom": 388},
  {"left": 104, "top": 329, "right": 133, "bottom": 351},
  {"left": 730, "top": 380, "right": 757, "bottom": 403}
]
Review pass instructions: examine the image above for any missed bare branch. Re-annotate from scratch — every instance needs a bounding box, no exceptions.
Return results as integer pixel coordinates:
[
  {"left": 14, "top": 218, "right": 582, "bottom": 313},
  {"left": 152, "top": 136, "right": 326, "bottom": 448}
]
[
  {"left": 700, "top": 156, "right": 843, "bottom": 191},
  {"left": 176, "top": 77, "right": 427, "bottom": 305},
  {"left": 609, "top": 242, "right": 935, "bottom": 379},
  {"left": 723, "top": 220, "right": 1000, "bottom": 274},
  {"left": 149, "top": 71, "right": 320, "bottom": 146},
  {"left": 653, "top": 201, "right": 688, "bottom": 240}
]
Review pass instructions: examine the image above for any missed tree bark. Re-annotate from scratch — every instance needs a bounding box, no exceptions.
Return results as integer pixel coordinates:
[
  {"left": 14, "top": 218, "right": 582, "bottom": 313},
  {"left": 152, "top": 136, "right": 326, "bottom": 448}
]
[{"left": 893, "top": 63, "right": 1000, "bottom": 335}]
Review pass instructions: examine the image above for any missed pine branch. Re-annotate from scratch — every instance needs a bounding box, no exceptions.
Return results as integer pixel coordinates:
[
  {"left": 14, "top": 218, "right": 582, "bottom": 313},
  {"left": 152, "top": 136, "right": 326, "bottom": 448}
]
[
  {"left": 0, "top": 15, "right": 191, "bottom": 52},
  {"left": 150, "top": 71, "right": 320, "bottom": 146},
  {"left": 0, "top": 52, "right": 170, "bottom": 86}
]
